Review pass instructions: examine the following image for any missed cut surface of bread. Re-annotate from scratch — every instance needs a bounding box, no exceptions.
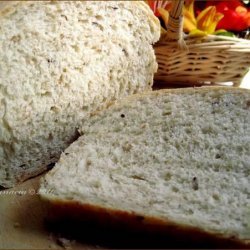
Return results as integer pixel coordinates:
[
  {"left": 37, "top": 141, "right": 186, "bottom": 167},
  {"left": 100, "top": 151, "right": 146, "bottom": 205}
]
[
  {"left": 40, "top": 87, "right": 250, "bottom": 247},
  {"left": 0, "top": 1, "right": 160, "bottom": 187}
]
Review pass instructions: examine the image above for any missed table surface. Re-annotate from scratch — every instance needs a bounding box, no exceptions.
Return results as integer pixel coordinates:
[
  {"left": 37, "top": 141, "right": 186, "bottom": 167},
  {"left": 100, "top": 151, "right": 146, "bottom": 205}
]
[{"left": 0, "top": 175, "right": 98, "bottom": 250}]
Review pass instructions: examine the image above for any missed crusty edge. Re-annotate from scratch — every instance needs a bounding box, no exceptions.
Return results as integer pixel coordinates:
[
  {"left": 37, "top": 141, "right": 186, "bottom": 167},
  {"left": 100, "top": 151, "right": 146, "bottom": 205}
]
[
  {"left": 39, "top": 194, "right": 250, "bottom": 248},
  {"left": 122, "top": 86, "right": 250, "bottom": 103},
  {"left": 89, "top": 86, "right": 250, "bottom": 118}
]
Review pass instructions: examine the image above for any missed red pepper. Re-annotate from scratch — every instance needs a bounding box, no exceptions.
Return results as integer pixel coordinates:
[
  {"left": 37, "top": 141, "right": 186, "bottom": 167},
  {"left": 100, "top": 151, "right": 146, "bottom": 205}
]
[
  {"left": 206, "top": 0, "right": 243, "bottom": 10},
  {"left": 206, "top": 1, "right": 250, "bottom": 31}
]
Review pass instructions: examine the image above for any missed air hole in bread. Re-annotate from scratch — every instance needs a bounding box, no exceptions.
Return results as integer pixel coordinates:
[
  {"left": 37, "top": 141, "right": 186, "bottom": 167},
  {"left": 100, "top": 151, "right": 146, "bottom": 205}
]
[
  {"left": 71, "top": 44, "right": 80, "bottom": 53},
  {"left": 162, "top": 110, "right": 172, "bottom": 116},
  {"left": 122, "top": 49, "right": 128, "bottom": 57},
  {"left": 48, "top": 133, "right": 53, "bottom": 141},
  {"left": 164, "top": 172, "right": 172, "bottom": 181},
  {"left": 95, "top": 15, "right": 103, "bottom": 20},
  {"left": 130, "top": 175, "right": 146, "bottom": 181},
  {"left": 212, "top": 193, "right": 220, "bottom": 201},
  {"left": 192, "top": 177, "right": 199, "bottom": 191},
  {"left": 215, "top": 154, "right": 221, "bottom": 159},
  {"left": 41, "top": 91, "right": 52, "bottom": 97},
  {"left": 50, "top": 106, "right": 59, "bottom": 113},
  {"left": 61, "top": 14, "right": 68, "bottom": 21},
  {"left": 10, "top": 35, "right": 21, "bottom": 43},
  {"left": 172, "top": 186, "right": 179, "bottom": 193},
  {"left": 47, "top": 162, "right": 55, "bottom": 170},
  {"left": 246, "top": 100, "right": 250, "bottom": 109}
]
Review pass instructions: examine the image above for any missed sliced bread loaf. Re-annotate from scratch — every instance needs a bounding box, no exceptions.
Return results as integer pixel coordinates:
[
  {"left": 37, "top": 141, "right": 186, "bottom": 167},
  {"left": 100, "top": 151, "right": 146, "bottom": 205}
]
[
  {"left": 0, "top": 1, "right": 160, "bottom": 187},
  {"left": 39, "top": 87, "right": 250, "bottom": 248}
]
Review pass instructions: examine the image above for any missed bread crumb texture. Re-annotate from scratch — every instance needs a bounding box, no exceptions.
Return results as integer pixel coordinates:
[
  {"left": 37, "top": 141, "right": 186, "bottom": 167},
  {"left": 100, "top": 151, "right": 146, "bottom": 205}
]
[
  {"left": 0, "top": 1, "right": 160, "bottom": 187},
  {"left": 40, "top": 87, "right": 250, "bottom": 242}
]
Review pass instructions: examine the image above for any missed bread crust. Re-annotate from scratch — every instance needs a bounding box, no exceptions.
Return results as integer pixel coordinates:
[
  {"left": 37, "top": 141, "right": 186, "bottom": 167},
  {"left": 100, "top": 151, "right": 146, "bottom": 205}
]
[
  {"left": 89, "top": 86, "right": 250, "bottom": 117},
  {"left": 41, "top": 195, "right": 250, "bottom": 248},
  {"left": 125, "top": 86, "right": 249, "bottom": 102}
]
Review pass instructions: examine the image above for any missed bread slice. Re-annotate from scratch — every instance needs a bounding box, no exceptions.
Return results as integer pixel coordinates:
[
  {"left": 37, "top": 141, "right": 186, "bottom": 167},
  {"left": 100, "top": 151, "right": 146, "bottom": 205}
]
[
  {"left": 39, "top": 87, "right": 250, "bottom": 248},
  {"left": 0, "top": 1, "right": 160, "bottom": 187}
]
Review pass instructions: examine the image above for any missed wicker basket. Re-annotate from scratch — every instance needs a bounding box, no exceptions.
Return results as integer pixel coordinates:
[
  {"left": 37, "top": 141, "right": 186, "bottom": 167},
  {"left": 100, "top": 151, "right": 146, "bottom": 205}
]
[{"left": 154, "top": 0, "right": 250, "bottom": 87}]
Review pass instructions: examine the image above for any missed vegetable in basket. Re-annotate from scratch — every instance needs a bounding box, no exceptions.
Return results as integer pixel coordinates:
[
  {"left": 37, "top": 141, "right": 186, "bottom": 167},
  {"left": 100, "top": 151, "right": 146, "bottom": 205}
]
[{"left": 147, "top": 0, "right": 250, "bottom": 38}]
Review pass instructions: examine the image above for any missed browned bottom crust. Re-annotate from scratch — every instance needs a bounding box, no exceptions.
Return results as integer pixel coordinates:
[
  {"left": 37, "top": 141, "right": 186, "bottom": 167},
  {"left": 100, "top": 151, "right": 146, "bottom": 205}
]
[{"left": 42, "top": 197, "right": 250, "bottom": 249}]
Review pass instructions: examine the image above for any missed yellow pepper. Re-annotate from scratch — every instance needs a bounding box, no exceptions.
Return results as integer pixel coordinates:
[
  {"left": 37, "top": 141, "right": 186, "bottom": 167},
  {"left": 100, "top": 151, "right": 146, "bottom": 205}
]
[{"left": 183, "top": 0, "right": 226, "bottom": 36}]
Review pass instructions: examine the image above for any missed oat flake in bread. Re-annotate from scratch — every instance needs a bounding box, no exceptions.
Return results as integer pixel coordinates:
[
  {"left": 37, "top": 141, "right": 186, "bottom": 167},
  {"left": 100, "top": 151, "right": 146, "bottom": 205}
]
[
  {"left": 40, "top": 87, "right": 250, "bottom": 248},
  {"left": 0, "top": 1, "right": 160, "bottom": 187}
]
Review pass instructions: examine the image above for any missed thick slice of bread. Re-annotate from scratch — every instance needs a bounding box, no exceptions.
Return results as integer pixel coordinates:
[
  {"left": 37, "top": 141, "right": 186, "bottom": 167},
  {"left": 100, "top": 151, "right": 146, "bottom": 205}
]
[
  {"left": 39, "top": 87, "right": 250, "bottom": 248},
  {"left": 0, "top": 1, "right": 160, "bottom": 187}
]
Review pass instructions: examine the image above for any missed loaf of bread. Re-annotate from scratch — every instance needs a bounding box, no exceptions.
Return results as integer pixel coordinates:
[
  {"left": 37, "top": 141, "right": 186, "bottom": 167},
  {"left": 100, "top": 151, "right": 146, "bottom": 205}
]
[
  {"left": 39, "top": 87, "right": 250, "bottom": 248},
  {"left": 0, "top": 1, "right": 160, "bottom": 187}
]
